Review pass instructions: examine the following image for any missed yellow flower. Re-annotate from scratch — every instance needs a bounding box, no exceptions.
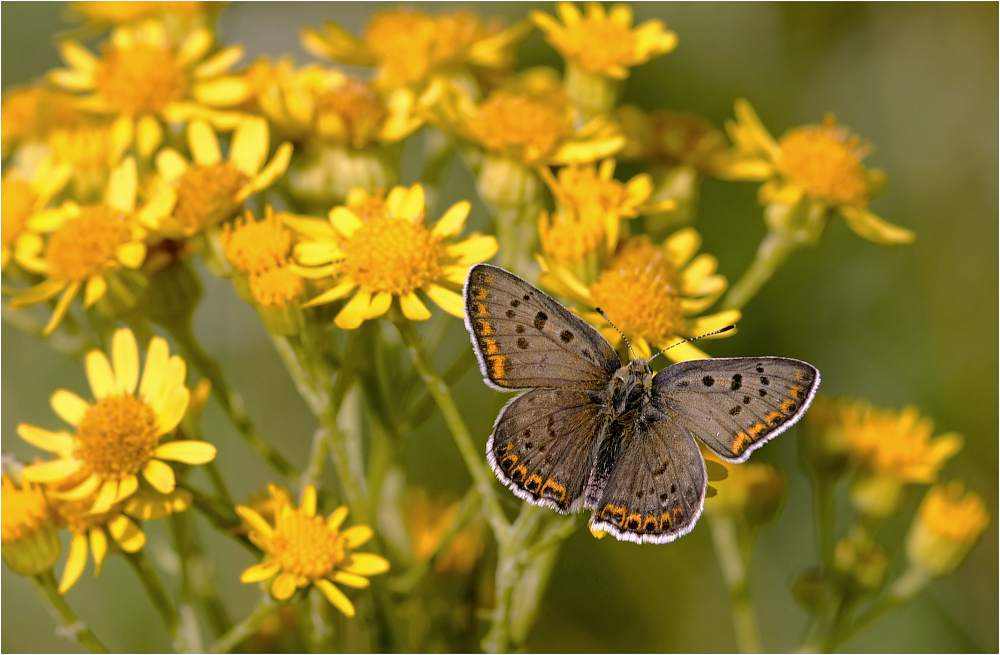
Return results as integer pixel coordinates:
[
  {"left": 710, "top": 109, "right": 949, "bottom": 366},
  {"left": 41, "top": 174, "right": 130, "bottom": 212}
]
[
  {"left": 222, "top": 207, "right": 293, "bottom": 278},
  {"left": 439, "top": 67, "right": 625, "bottom": 168},
  {"left": 18, "top": 328, "right": 216, "bottom": 515},
  {"left": 537, "top": 159, "right": 674, "bottom": 283},
  {"left": 1, "top": 85, "right": 83, "bottom": 157},
  {"left": 539, "top": 229, "right": 740, "bottom": 361},
  {"left": 238, "top": 485, "right": 390, "bottom": 617},
  {"left": 906, "top": 481, "right": 988, "bottom": 577},
  {"left": 290, "top": 184, "right": 497, "bottom": 328},
  {"left": 302, "top": 8, "right": 529, "bottom": 92},
  {"left": 46, "top": 470, "right": 191, "bottom": 594},
  {"left": 68, "top": 1, "right": 222, "bottom": 36},
  {"left": 404, "top": 489, "right": 484, "bottom": 576},
  {"left": 617, "top": 105, "right": 732, "bottom": 176},
  {"left": 531, "top": 2, "right": 677, "bottom": 79},
  {"left": 704, "top": 456, "right": 786, "bottom": 528},
  {"left": 722, "top": 99, "right": 914, "bottom": 245},
  {"left": 8, "top": 158, "right": 168, "bottom": 335},
  {"left": 1, "top": 162, "right": 72, "bottom": 272},
  {"left": 49, "top": 20, "right": 250, "bottom": 157},
  {"left": 1, "top": 475, "right": 61, "bottom": 576},
  {"left": 152, "top": 118, "right": 292, "bottom": 237}
]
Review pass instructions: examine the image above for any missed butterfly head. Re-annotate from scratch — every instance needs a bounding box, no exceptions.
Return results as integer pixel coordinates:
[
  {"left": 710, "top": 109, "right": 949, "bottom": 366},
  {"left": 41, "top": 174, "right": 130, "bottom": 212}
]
[{"left": 607, "top": 358, "right": 654, "bottom": 418}]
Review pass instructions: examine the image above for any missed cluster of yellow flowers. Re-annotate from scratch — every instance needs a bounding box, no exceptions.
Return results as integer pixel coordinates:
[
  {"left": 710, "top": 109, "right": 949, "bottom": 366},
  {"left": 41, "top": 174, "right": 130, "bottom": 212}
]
[{"left": 0, "top": 2, "right": 982, "bottom": 652}]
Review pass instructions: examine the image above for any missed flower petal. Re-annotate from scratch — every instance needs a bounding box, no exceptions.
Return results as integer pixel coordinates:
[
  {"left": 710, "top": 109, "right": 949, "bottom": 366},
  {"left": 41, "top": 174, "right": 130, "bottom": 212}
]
[
  {"left": 339, "top": 525, "right": 373, "bottom": 548},
  {"left": 315, "top": 579, "right": 355, "bottom": 617},
  {"left": 112, "top": 329, "right": 140, "bottom": 395},
  {"left": 329, "top": 207, "right": 364, "bottom": 238},
  {"left": 302, "top": 278, "right": 358, "bottom": 307},
  {"left": 424, "top": 284, "right": 464, "bottom": 318},
  {"left": 156, "top": 148, "right": 189, "bottom": 183},
  {"left": 664, "top": 339, "right": 709, "bottom": 364},
  {"left": 241, "top": 561, "right": 281, "bottom": 583},
  {"left": 271, "top": 572, "right": 299, "bottom": 600},
  {"left": 107, "top": 158, "right": 137, "bottom": 214},
  {"left": 108, "top": 515, "right": 145, "bottom": 552},
  {"left": 664, "top": 227, "right": 700, "bottom": 267},
  {"left": 136, "top": 115, "right": 163, "bottom": 158},
  {"left": 686, "top": 310, "right": 741, "bottom": 337},
  {"left": 445, "top": 234, "right": 498, "bottom": 265},
  {"left": 155, "top": 441, "right": 216, "bottom": 464},
  {"left": 192, "top": 77, "right": 251, "bottom": 107},
  {"left": 114, "top": 475, "right": 139, "bottom": 504},
  {"left": 236, "top": 506, "right": 275, "bottom": 538},
  {"left": 18, "top": 422, "right": 75, "bottom": 453},
  {"left": 188, "top": 121, "right": 221, "bottom": 165},
  {"left": 91, "top": 480, "right": 121, "bottom": 514},
  {"left": 334, "top": 289, "right": 373, "bottom": 330},
  {"left": 840, "top": 206, "right": 916, "bottom": 245},
  {"left": 341, "top": 553, "right": 390, "bottom": 576},
  {"left": 139, "top": 337, "right": 170, "bottom": 401},
  {"left": 59, "top": 533, "right": 90, "bottom": 594},
  {"left": 332, "top": 571, "right": 370, "bottom": 588},
  {"left": 153, "top": 386, "right": 191, "bottom": 435},
  {"left": 116, "top": 242, "right": 146, "bottom": 268},
  {"left": 82, "top": 276, "right": 107, "bottom": 308},
  {"left": 399, "top": 292, "right": 431, "bottom": 320},
  {"left": 326, "top": 506, "right": 349, "bottom": 531},
  {"left": 431, "top": 201, "right": 470, "bottom": 238},
  {"left": 193, "top": 45, "right": 244, "bottom": 78},
  {"left": 51, "top": 389, "right": 91, "bottom": 427},
  {"left": 86, "top": 350, "right": 117, "bottom": 399},
  {"left": 142, "top": 459, "right": 176, "bottom": 493},
  {"left": 43, "top": 282, "right": 81, "bottom": 336},
  {"left": 51, "top": 474, "right": 101, "bottom": 501},
  {"left": 364, "top": 291, "right": 392, "bottom": 319},
  {"left": 90, "top": 527, "right": 108, "bottom": 575},
  {"left": 22, "top": 457, "right": 82, "bottom": 483},
  {"left": 300, "top": 485, "right": 317, "bottom": 517},
  {"left": 230, "top": 118, "right": 269, "bottom": 177}
]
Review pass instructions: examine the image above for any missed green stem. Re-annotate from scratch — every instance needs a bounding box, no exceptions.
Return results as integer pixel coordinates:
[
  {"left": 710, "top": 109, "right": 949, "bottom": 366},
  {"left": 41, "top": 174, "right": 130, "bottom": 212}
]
[
  {"left": 165, "top": 318, "right": 297, "bottom": 479},
  {"left": 825, "top": 567, "right": 929, "bottom": 651},
  {"left": 392, "top": 314, "right": 510, "bottom": 539},
  {"left": 208, "top": 596, "right": 279, "bottom": 653},
  {"left": 182, "top": 483, "right": 257, "bottom": 554},
  {"left": 169, "top": 512, "right": 233, "bottom": 638},
  {"left": 30, "top": 570, "right": 109, "bottom": 653},
  {"left": 709, "top": 516, "right": 762, "bottom": 653},
  {"left": 123, "top": 550, "right": 183, "bottom": 650},
  {"left": 723, "top": 231, "right": 797, "bottom": 311},
  {"left": 814, "top": 478, "right": 836, "bottom": 572}
]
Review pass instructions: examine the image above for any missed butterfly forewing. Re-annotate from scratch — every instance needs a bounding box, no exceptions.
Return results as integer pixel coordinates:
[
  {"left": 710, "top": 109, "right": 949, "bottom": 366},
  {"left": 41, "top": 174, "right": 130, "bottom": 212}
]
[
  {"left": 653, "top": 357, "right": 820, "bottom": 462},
  {"left": 589, "top": 406, "right": 707, "bottom": 544},
  {"left": 464, "top": 265, "right": 620, "bottom": 390},
  {"left": 488, "top": 389, "right": 603, "bottom": 513}
]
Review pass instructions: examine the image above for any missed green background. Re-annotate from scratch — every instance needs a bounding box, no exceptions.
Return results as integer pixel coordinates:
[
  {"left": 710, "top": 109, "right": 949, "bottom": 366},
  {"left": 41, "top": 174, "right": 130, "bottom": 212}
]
[{"left": 3, "top": 2, "right": 996, "bottom": 652}]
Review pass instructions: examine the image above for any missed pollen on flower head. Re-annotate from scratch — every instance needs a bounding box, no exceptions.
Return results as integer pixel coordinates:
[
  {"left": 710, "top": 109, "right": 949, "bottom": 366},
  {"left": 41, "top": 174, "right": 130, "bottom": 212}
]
[
  {"left": 1, "top": 476, "right": 51, "bottom": 546},
  {"left": 471, "top": 90, "right": 574, "bottom": 161},
  {"left": 74, "top": 396, "right": 160, "bottom": 480},
  {"left": 94, "top": 40, "right": 189, "bottom": 116},
  {"left": 341, "top": 210, "right": 441, "bottom": 296},
  {"left": 222, "top": 208, "right": 292, "bottom": 277},
  {"left": 250, "top": 267, "right": 304, "bottom": 309},
  {"left": 46, "top": 206, "right": 133, "bottom": 282},
  {"left": 315, "top": 78, "right": 387, "bottom": 147},
  {"left": 589, "top": 236, "right": 682, "bottom": 345},
  {"left": 172, "top": 164, "right": 248, "bottom": 233},
  {"left": 777, "top": 115, "right": 871, "bottom": 207},
  {"left": 271, "top": 508, "right": 346, "bottom": 579}
]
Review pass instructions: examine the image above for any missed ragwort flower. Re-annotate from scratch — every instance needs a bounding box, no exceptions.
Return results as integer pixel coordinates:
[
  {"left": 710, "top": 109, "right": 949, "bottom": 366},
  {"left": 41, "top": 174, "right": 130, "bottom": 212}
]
[
  {"left": 540, "top": 229, "right": 740, "bottom": 361},
  {"left": 152, "top": 118, "right": 292, "bottom": 237},
  {"left": 1, "top": 475, "right": 61, "bottom": 577},
  {"left": 49, "top": 20, "right": 250, "bottom": 156},
  {"left": 722, "top": 99, "right": 915, "bottom": 245},
  {"left": 532, "top": 2, "right": 677, "bottom": 80},
  {"left": 8, "top": 158, "right": 167, "bottom": 335},
  {"left": 18, "top": 328, "right": 216, "bottom": 515},
  {"left": 238, "top": 485, "right": 390, "bottom": 617},
  {"left": 906, "top": 481, "right": 988, "bottom": 577},
  {"left": 290, "top": 184, "right": 498, "bottom": 328},
  {"left": 1, "top": 162, "right": 72, "bottom": 272}
]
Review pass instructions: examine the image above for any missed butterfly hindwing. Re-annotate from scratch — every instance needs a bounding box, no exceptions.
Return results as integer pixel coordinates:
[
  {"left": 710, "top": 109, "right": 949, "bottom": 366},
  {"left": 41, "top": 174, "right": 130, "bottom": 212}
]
[
  {"left": 588, "top": 405, "right": 707, "bottom": 544},
  {"left": 488, "top": 388, "right": 603, "bottom": 514},
  {"left": 464, "top": 264, "right": 620, "bottom": 390},
  {"left": 653, "top": 357, "right": 820, "bottom": 462}
]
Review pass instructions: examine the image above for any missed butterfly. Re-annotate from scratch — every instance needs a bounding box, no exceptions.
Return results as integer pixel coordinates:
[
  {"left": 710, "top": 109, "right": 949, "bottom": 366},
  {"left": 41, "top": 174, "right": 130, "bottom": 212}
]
[{"left": 462, "top": 264, "right": 820, "bottom": 544}]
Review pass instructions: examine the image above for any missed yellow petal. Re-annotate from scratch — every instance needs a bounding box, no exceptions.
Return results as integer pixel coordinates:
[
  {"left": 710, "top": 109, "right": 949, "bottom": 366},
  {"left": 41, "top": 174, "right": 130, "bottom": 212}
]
[
  {"left": 341, "top": 553, "right": 390, "bottom": 576},
  {"left": 49, "top": 68, "right": 95, "bottom": 91},
  {"left": 631, "top": 335, "right": 653, "bottom": 360},
  {"left": 18, "top": 423, "right": 75, "bottom": 453},
  {"left": 42, "top": 282, "right": 81, "bottom": 336},
  {"left": 425, "top": 284, "right": 464, "bottom": 318},
  {"left": 116, "top": 241, "right": 147, "bottom": 269},
  {"left": 335, "top": 289, "right": 373, "bottom": 330},
  {"left": 326, "top": 506, "right": 349, "bottom": 531},
  {"left": 302, "top": 278, "right": 358, "bottom": 307},
  {"left": 231, "top": 118, "right": 269, "bottom": 177},
  {"left": 237, "top": 507, "right": 275, "bottom": 539},
  {"left": 114, "top": 475, "right": 139, "bottom": 504},
  {"left": 107, "top": 157, "right": 137, "bottom": 213},
  {"left": 294, "top": 241, "right": 342, "bottom": 266},
  {"left": 139, "top": 337, "right": 170, "bottom": 401},
  {"left": 271, "top": 572, "right": 299, "bottom": 600},
  {"left": 22, "top": 457, "right": 82, "bottom": 483},
  {"left": 664, "top": 227, "right": 700, "bottom": 267},
  {"left": 840, "top": 206, "right": 916, "bottom": 245},
  {"left": 241, "top": 561, "right": 281, "bottom": 583},
  {"left": 136, "top": 115, "right": 163, "bottom": 158},
  {"left": 241, "top": 142, "right": 292, "bottom": 199},
  {"left": 59, "top": 533, "right": 90, "bottom": 594},
  {"left": 664, "top": 339, "right": 709, "bottom": 363},
  {"left": 154, "top": 386, "right": 191, "bottom": 435},
  {"left": 192, "top": 77, "right": 251, "bottom": 107},
  {"left": 137, "top": 187, "right": 177, "bottom": 228},
  {"left": 177, "top": 28, "right": 212, "bottom": 66},
  {"left": 143, "top": 459, "right": 177, "bottom": 493},
  {"left": 60, "top": 40, "right": 99, "bottom": 72},
  {"left": 188, "top": 121, "right": 221, "bottom": 165},
  {"left": 91, "top": 480, "right": 121, "bottom": 514},
  {"left": 315, "top": 579, "right": 355, "bottom": 617},
  {"left": 155, "top": 441, "right": 217, "bottom": 465},
  {"left": 399, "top": 292, "right": 431, "bottom": 320},
  {"left": 193, "top": 45, "right": 244, "bottom": 78},
  {"left": 431, "top": 201, "right": 470, "bottom": 238},
  {"left": 112, "top": 329, "right": 140, "bottom": 395},
  {"left": 156, "top": 148, "right": 189, "bottom": 183},
  {"left": 90, "top": 528, "right": 108, "bottom": 575},
  {"left": 339, "top": 525, "right": 373, "bottom": 548},
  {"left": 51, "top": 474, "right": 101, "bottom": 501},
  {"left": 332, "top": 571, "right": 370, "bottom": 588},
  {"left": 329, "top": 207, "right": 364, "bottom": 238},
  {"left": 300, "top": 485, "right": 317, "bottom": 517},
  {"left": 686, "top": 310, "right": 741, "bottom": 337},
  {"left": 108, "top": 515, "right": 145, "bottom": 552},
  {"left": 51, "top": 390, "right": 90, "bottom": 427},
  {"left": 445, "top": 234, "right": 498, "bottom": 265},
  {"left": 681, "top": 254, "right": 719, "bottom": 290},
  {"left": 86, "top": 350, "right": 117, "bottom": 399},
  {"left": 82, "top": 275, "right": 107, "bottom": 308},
  {"left": 364, "top": 291, "right": 392, "bottom": 319}
]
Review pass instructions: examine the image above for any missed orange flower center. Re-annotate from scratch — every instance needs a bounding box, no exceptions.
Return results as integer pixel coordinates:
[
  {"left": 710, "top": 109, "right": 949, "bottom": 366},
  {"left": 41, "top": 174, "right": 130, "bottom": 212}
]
[
  {"left": 921, "top": 483, "right": 989, "bottom": 541},
  {"left": 538, "top": 208, "right": 607, "bottom": 266},
  {"left": 471, "top": 92, "right": 574, "bottom": 161},
  {"left": 250, "top": 267, "right": 303, "bottom": 308},
  {"left": 94, "top": 43, "right": 188, "bottom": 116},
  {"left": 777, "top": 119, "right": 870, "bottom": 206},
  {"left": 558, "top": 19, "right": 637, "bottom": 72},
  {"left": 1, "top": 179, "right": 35, "bottom": 254},
  {"left": 173, "top": 163, "right": 248, "bottom": 233},
  {"left": 222, "top": 210, "right": 291, "bottom": 276},
  {"left": 316, "top": 79, "right": 386, "bottom": 148},
  {"left": 342, "top": 215, "right": 441, "bottom": 295},
  {"left": 74, "top": 395, "right": 160, "bottom": 480},
  {"left": 589, "top": 237, "right": 681, "bottom": 346},
  {"left": 271, "top": 509, "right": 344, "bottom": 579},
  {"left": 46, "top": 206, "right": 132, "bottom": 282}
]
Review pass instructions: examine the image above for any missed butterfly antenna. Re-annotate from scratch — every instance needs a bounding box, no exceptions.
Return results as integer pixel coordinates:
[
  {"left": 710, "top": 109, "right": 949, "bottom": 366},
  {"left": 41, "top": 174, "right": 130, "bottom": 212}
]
[
  {"left": 648, "top": 325, "right": 737, "bottom": 364},
  {"left": 595, "top": 307, "right": 638, "bottom": 360}
]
